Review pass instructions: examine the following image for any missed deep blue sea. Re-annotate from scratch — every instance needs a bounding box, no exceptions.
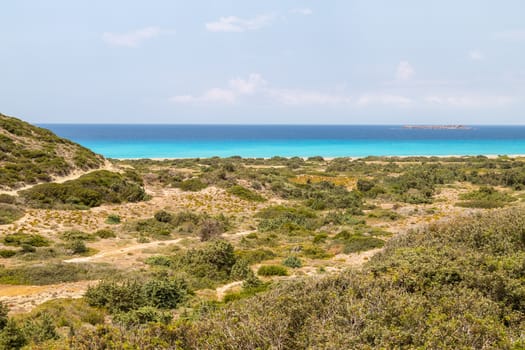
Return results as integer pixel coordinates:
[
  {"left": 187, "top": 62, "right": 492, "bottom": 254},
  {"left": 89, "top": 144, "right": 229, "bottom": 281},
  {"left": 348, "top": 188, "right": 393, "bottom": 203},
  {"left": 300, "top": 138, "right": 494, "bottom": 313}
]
[{"left": 40, "top": 124, "right": 525, "bottom": 159}]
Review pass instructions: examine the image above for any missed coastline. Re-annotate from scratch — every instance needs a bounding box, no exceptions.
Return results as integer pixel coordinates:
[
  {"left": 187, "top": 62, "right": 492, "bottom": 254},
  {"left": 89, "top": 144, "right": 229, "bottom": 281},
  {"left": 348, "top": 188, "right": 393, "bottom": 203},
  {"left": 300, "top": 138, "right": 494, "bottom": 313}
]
[{"left": 113, "top": 154, "right": 525, "bottom": 161}]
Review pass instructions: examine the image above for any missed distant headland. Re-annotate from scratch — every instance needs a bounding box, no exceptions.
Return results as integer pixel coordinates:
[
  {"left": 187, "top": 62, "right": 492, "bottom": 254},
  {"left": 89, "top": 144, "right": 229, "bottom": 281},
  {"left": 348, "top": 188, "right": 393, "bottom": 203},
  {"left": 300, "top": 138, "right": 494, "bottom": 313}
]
[{"left": 403, "top": 125, "right": 473, "bottom": 130}]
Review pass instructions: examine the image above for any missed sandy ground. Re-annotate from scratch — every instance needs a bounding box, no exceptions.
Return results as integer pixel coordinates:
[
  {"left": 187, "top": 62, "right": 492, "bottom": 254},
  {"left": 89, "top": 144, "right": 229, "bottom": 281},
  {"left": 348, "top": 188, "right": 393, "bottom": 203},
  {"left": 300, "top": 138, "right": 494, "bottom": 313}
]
[{"left": 0, "top": 280, "right": 97, "bottom": 314}]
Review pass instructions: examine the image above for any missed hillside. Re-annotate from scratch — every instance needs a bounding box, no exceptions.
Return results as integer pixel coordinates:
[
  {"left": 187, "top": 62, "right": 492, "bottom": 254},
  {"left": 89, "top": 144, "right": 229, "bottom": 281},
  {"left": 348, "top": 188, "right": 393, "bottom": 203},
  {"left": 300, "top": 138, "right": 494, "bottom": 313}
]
[{"left": 0, "top": 113, "right": 104, "bottom": 190}]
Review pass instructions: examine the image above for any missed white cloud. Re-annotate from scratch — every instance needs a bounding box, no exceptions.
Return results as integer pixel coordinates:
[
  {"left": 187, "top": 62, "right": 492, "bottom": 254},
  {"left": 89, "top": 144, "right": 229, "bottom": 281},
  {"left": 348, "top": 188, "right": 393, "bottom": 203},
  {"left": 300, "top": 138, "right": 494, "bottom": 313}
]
[
  {"left": 396, "top": 61, "right": 415, "bottom": 80},
  {"left": 229, "top": 74, "right": 267, "bottom": 95},
  {"left": 102, "top": 26, "right": 166, "bottom": 48},
  {"left": 269, "top": 89, "right": 352, "bottom": 106},
  {"left": 171, "top": 73, "right": 265, "bottom": 105},
  {"left": 468, "top": 50, "right": 484, "bottom": 61},
  {"left": 424, "top": 95, "right": 514, "bottom": 108},
  {"left": 357, "top": 94, "right": 413, "bottom": 107},
  {"left": 171, "top": 88, "right": 237, "bottom": 104},
  {"left": 492, "top": 30, "right": 525, "bottom": 42},
  {"left": 291, "top": 8, "right": 313, "bottom": 16},
  {"left": 206, "top": 14, "right": 275, "bottom": 32}
]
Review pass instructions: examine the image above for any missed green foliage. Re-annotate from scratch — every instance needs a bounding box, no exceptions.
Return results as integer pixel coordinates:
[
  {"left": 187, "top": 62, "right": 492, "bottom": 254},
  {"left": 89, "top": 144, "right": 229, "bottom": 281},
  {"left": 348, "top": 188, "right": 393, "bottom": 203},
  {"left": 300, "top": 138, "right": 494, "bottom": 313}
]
[
  {"left": 257, "top": 265, "right": 288, "bottom": 276},
  {"left": 0, "top": 194, "right": 16, "bottom": 204},
  {"left": 0, "top": 319, "right": 27, "bottom": 350},
  {"left": 145, "top": 255, "right": 173, "bottom": 267},
  {"left": 154, "top": 210, "right": 173, "bottom": 223},
  {"left": 21, "top": 312, "right": 58, "bottom": 344},
  {"left": 230, "top": 259, "right": 250, "bottom": 280},
  {"left": 175, "top": 178, "right": 207, "bottom": 192},
  {"left": 68, "top": 240, "right": 88, "bottom": 254},
  {"left": 3, "top": 233, "right": 50, "bottom": 247},
  {"left": 105, "top": 214, "right": 121, "bottom": 224},
  {"left": 0, "top": 113, "right": 103, "bottom": 189},
  {"left": 0, "top": 204, "right": 24, "bottom": 225},
  {"left": 227, "top": 185, "right": 266, "bottom": 202},
  {"left": 0, "top": 301, "right": 7, "bottom": 330},
  {"left": 95, "top": 229, "right": 116, "bottom": 239},
  {"left": 198, "top": 218, "right": 226, "bottom": 241},
  {"left": 457, "top": 186, "right": 516, "bottom": 208},
  {"left": 282, "top": 256, "right": 302, "bottom": 268},
  {"left": 113, "top": 307, "right": 172, "bottom": 327},
  {"left": 0, "top": 249, "right": 17, "bottom": 258},
  {"left": 0, "top": 263, "right": 118, "bottom": 285},
  {"left": 301, "top": 245, "right": 333, "bottom": 259},
  {"left": 85, "top": 277, "right": 190, "bottom": 313},
  {"left": 173, "top": 240, "right": 237, "bottom": 288},
  {"left": 20, "top": 170, "right": 146, "bottom": 209},
  {"left": 235, "top": 248, "right": 276, "bottom": 264},
  {"left": 60, "top": 230, "right": 96, "bottom": 241},
  {"left": 257, "top": 205, "right": 319, "bottom": 234}
]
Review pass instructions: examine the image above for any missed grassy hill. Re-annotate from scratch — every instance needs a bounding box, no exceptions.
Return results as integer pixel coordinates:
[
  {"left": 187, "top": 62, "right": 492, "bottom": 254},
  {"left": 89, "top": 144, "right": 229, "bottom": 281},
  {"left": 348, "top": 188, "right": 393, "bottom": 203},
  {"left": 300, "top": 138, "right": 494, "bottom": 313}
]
[{"left": 0, "top": 112, "right": 104, "bottom": 190}]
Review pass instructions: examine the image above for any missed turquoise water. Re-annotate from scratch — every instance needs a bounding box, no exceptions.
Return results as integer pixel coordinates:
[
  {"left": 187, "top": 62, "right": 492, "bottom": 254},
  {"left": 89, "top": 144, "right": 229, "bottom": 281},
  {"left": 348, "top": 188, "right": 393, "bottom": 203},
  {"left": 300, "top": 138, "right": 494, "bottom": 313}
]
[{"left": 42, "top": 125, "right": 525, "bottom": 159}]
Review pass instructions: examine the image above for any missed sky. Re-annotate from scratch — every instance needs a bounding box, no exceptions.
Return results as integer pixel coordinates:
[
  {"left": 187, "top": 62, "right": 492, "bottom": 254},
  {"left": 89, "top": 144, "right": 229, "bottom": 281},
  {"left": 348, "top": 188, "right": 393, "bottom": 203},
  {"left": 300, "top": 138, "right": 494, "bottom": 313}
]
[{"left": 1, "top": 0, "right": 524, "bottom": 124}]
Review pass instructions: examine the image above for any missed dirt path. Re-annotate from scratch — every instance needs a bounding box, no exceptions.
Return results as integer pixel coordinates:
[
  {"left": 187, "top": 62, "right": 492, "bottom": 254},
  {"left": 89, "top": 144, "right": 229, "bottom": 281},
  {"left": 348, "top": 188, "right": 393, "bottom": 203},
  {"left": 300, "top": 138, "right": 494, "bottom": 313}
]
[
  {"left": 63, "top": 238, "right": 185, "bottom": 264},
  {"left": 215, "top": 281, "right": 243, "bottom": 301},
  {"left": 0, "top": 280, "right": 97, "bottom": 314}
]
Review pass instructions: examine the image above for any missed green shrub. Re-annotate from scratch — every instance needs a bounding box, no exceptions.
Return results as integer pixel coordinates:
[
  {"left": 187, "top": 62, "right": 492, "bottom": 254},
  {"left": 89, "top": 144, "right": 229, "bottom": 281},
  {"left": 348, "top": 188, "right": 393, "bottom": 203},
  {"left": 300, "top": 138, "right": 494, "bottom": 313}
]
[
  {"left": 0, "top": 249, "right": 17, "bottom": 258},
  {"left": 0, "top": 319, "right": 27, "bottom": 349},
  {"left": 20, "top": 170, "right": 146, "bottom": 209},
  {"left": 106, "top": 214, "right": 121, "bottom": 224},
  {"left": 176, "top": 178, "right": 207, "bottom": 192},
  {"left": 257, "top": 265, "right": 288, "bottom": 276},
  {"left": 68, "top": 240, "right": 88, "bottom": 254},
  {"left": 235, "top": 249, "right": 276, "bottom": 264},
  {"left": 113, "top": 307, "right": 172, "bottom": 327},
  {"left": 457, "top": 186, "right": 516, "bottom": 208},
  {"left": 227, "top": 185, "right": 266, "bottom": 202},
  {"left": 85, "top": 277, "right": 190, "bottom": 313},
  {"left": 154, "top": 210, "right": 173, "bottom": 223},
  {"left": 95, "top": 229, "right": 116, "bottom": 239},
  {"left": 282, "top": 256, "right": 302, "bottom": 268},
  {"left": 302, "top": 245, "right": 333, "bottom": 259},
  {"left": 60, "top": 230, "right": 96, "bottom": 241},
  {"left": 0, "top": 194, "right": 16, "bottom": 204},
  {"left": 0, "top": 204, "right": 24, "bottom": 225},
  {"left": 3, "top": 233, "right": 50, "bottom": 247},
  {"left": 0, "top": 263, "right": 118, "bottom": 285},
  {"left": 144, "top": 255, "right": 172, "bottom": 267},
  {"left": 199, "top": 218, "right": 225, "bottom": 241}
]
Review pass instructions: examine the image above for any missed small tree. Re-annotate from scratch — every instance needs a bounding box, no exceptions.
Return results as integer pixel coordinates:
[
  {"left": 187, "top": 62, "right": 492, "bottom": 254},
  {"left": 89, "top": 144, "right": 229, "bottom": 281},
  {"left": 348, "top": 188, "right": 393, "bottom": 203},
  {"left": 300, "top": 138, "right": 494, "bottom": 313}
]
[
  {"left": 0, "top": 319, "right": 27, "bottom": 350},
  {"left": 0, "top": 301, "right": 8, "bottom": 330}
]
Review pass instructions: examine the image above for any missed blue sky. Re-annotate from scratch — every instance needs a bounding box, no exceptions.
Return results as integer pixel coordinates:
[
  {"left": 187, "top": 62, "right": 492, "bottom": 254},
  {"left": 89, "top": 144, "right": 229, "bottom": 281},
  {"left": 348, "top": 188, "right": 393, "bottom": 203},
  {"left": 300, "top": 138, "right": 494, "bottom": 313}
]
[{"left": 1, "top": 0, "right": 524, "bottom": 124}]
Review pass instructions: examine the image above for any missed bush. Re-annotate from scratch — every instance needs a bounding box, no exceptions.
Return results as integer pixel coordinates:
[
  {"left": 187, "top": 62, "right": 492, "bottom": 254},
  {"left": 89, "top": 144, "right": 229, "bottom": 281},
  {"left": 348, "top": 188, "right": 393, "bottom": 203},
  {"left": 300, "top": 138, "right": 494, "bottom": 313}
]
[
  {"left": 113, "top": 307, "right": 172, "bottom": 327},
  {"left": 0, "top": 263, "right": 117, "bottom": 285},
  {"left": 60, "top": 230, "right": 96, "bottom": 241},
  {"left": 3, "top": 233, "right": 50, "bottom": 247},
  {"left": 106, "top": 214, "right": 121, "bottom": 225},
  {"left": 227, "top": 185, "right": 266, "bottom": 202},
  {"left": 0, "top": 249, "right": 17, "bottom": 258},
  {"left": 0, "top": 204, "right": 24, "bottom": 225},
  {"left": 176, "top": 178, "right": 207, "bottom": 192},
  {"left": 85, "top": 277, "right": 190, "bottom": 313},
  {"left": 0, "top": 194, "right": 16, "bottom": 204},
  {"left": 95, "top": 229, "right": 116, "bottom": 239},
  {"left": 257, "top": 265, "right": 288, "bottom": 276},
  {"left": 457, "top": 186, "right": 516, "bottom": 208},
  {"left": 282, "top": 256, "right": 302, "bottom": 268},
  {"left": 199, "top": 218, "right": 225, "bottom": 241},
  {"left": 20, "top": 170, "right": 146, "bottom": 209},
  {"left": 68, "top": 240, "right": 88, "bottom": 254},
  {"left": 0, "top": 319, "right": 27, "bottom": 349},
  {"left": 154, "top": 210, "right": 173, "bottom": 223}
]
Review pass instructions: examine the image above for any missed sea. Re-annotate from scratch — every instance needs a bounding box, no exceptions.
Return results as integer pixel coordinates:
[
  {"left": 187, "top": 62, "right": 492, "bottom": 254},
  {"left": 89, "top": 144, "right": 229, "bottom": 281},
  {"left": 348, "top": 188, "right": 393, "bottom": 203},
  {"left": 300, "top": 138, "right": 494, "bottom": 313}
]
[{"left": 40, "top": 124, "right": 525, "bottom": 159}]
